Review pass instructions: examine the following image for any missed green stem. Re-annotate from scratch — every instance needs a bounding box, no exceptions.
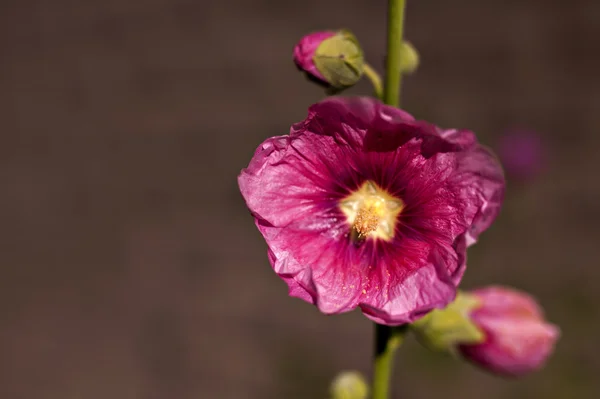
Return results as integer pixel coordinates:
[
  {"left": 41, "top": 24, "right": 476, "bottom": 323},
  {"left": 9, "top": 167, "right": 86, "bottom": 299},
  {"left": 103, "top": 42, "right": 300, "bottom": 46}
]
[
  {"left": 372, "top": 324, "right": 407, "bottom": 399},
  {"left": 371, "top": 2, "right": 408, "bottom": 399},
  {"left": 363, "top": 63, "right": 383, "bottom": 100},
  {"left": 383, "top": 0, "right": 407, "bottom": 108}
]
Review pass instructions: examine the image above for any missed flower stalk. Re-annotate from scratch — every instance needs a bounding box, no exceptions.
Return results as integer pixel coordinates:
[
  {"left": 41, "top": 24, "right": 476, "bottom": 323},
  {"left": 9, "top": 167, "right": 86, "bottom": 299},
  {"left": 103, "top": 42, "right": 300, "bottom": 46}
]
[
  {"left": 372, "top": 1, "right": 408, "bottom": 398},
  {"left": 363, "top": 63, "right": 383, "bottom": 100},
  {"left": 372, "top": 324, "right": 407, "bottom": 399},
  {"left": 383, "top": 0, "right": 407, "bottom": 108}
]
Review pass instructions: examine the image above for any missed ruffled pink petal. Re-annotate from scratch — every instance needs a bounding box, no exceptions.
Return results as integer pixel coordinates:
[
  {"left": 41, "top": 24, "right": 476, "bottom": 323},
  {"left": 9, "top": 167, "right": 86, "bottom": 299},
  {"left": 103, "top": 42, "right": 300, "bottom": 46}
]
[{"left": 359, "top": 247, "right": 458, "bottom": 325}]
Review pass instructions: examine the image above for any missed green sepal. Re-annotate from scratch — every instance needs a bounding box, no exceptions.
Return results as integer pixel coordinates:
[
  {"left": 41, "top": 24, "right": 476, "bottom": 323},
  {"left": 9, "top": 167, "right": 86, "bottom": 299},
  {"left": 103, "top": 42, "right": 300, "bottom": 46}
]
[
  {"left": 313, "top": 30, "right": 365, "bottom": 89},
  {"left": 411, "top": 291, "right": 485, "bottom": 353}
]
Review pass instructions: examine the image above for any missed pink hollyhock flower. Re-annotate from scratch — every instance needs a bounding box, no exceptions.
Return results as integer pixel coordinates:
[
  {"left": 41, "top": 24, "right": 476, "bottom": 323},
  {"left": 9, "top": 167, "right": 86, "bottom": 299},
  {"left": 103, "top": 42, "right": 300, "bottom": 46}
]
[
  {"left": 238, "top": 97, "right": 505, "bottom": 325},
  {"left": 496, "top": 130, "right": 545, "bottom": 181},
  {"left": 459, "top": 286, "right": 560, "bottom": 376}
]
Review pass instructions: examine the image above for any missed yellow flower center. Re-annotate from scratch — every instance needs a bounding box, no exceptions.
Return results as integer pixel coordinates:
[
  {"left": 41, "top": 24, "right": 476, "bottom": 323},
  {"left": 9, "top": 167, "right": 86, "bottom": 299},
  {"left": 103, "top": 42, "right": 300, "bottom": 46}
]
[{"left": 339, "top": 181, "right": 404, "bottom": 241}]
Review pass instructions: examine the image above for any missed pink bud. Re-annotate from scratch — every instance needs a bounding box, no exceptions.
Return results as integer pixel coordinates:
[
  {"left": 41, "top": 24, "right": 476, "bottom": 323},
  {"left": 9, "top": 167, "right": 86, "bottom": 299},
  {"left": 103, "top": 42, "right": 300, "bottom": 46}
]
[
  {"left": 458, "top": 286, "right": 560, "bottom": 376},
  {"left": 293, "top": 31, "right": 337, "bottom": 83},
  {"left": 292, "top": 30, "right": 364, "bottom": 90}
]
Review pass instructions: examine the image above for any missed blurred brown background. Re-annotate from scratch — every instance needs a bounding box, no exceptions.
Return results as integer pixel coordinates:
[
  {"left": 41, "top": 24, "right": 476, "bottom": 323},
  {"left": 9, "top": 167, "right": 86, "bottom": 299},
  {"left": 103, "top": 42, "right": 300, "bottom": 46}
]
[{"left": 0, "top": 0, "right": 598, "bottom": 398}]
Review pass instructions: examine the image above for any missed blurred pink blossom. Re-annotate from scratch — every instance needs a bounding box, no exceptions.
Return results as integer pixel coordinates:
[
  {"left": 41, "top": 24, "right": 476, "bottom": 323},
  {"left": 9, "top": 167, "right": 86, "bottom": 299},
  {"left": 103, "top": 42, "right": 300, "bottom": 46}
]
[{"left": 497, "top": 130, "right": 545, "bottom": 180}]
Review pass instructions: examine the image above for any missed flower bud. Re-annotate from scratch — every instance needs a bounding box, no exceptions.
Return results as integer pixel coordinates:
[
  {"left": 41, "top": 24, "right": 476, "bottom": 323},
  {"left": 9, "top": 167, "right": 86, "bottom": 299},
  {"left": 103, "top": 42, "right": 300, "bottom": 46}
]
[
  {"left": 329, "top": 371, "right": 368, "bottom": 399},
  {"left": 399, "top": 41, "right": 420, "bottom": 74},
  {"left": 293, "top": 30, "right": 364, "bottom": 90},
  {"left": 412, "top": 287, "right": 560, "bottom": 377},
  {"left": 458, "top": 286, "right": 560, "bottom": 376}
]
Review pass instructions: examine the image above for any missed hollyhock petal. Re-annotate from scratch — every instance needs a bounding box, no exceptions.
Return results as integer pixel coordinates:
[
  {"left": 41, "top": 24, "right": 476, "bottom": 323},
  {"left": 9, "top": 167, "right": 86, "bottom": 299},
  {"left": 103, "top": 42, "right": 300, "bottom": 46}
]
[
  {"left": 452, "top": 145, "right": 506, "bottom": 244},
  {"left": 268, "top": 248, "right": 316, "bottom": 303},
  {"left": 238, "top": 96, "right": 506, "bottom": 324},
  {"left": 360, "top": 254, "right": 457, "bottom": 325}
]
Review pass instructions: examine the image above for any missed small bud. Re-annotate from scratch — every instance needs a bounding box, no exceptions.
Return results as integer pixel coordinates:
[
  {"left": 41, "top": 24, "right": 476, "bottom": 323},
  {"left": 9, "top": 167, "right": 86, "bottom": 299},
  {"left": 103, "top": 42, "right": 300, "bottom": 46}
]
[
  {"left": 329, "top": 371, "right": 369, "bottom": 399},
  {"left": 399, "top": 41, "right": 420, "bottom": 74},
  {"left": 293, "top": 30, "right": 365, "bottom": 90}
]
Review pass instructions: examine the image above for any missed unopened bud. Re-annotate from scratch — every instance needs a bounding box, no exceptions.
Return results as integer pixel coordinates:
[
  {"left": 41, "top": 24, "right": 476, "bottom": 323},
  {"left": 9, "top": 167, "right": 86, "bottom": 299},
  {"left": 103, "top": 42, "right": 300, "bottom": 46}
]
[
  {"left": 329, "top": 370, "right": 368, "bottom": 399},
  {"left": 293, "top": 30, "right": 364, "bottom": 90},
  {"left": 457, "top": 286, "right": 560, "bottom": 376},
  {"left": 399, "top": 41, "right": 420, "bottom": 74},
  {"left": 412, "top": 287, "right": 560, "bottom": 377}
]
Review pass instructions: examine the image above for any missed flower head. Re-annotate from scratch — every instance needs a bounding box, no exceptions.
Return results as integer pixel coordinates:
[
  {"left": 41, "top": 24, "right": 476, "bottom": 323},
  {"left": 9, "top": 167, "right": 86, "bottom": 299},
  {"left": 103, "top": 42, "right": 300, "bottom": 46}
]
[
  {"left": 238, "top": 97, "right": 505, "bottom": 325},
  {"left": 293, "top": 30, "right": 364, "bottom": 89},
  {"left": 458, "top": 286, "right": 560, "bottom": 376}
]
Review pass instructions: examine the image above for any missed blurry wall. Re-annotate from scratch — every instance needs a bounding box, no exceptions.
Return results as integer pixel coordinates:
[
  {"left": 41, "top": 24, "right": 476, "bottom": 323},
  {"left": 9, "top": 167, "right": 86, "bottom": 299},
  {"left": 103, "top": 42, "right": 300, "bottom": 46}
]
[{"left": 0, "top": 1, "right": 598, "bottom": 398}]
